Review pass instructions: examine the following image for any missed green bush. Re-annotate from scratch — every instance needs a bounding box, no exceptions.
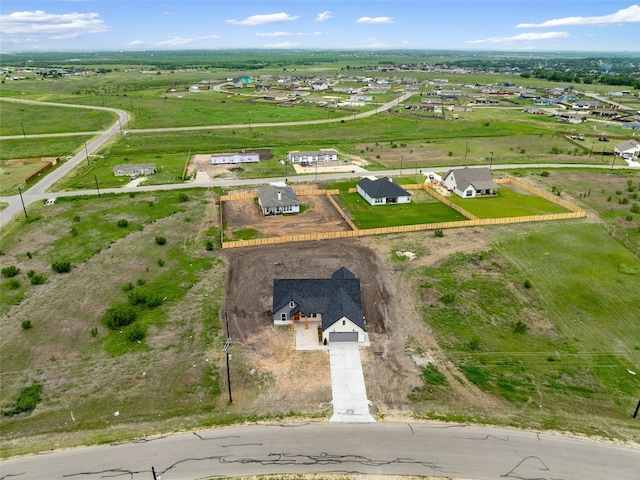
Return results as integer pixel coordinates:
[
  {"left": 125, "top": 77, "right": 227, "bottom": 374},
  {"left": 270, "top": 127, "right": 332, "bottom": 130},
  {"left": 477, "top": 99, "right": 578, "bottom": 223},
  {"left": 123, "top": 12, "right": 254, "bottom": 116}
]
[
  {"left": 7, "top": 278, "right": 20, "bottom": 289},
  {"left": 125, "top": 323, "right": 146, "bottom": 342},
  {"left": 1, "top": 265, "right": 20, "bottom": 278},
  {"left": 205, "top": 240, "right": 214, "bottom": 251},
  {"left": 177, "top": 192, "right": 189, "bottom": 202},
  {"left": 631, "top": 203, "right": 640, "bottom": 214},
  {"left": 155, "top": 236, "right": 167, "bottom": 245},
  {"left": 122, "top": 282, "right": 134, "bottom": 292},
  {"left": 434, "top": 228, "right": 444, "bottom": 238},
  {"left": 117, "top": 219, "right": 129, "bottom": 228},
  {"left": 540, "top": 171, "right": 550, "bottom": 177},
  {"left": 21, "top": 320, "right": 32, "bottom": 330},
  {"left": 524, "top": 279, "right": 532, "bottom": 289},
  {"left": 136, "top": 278, "right": 146, "bottom": 286},
  {"left": 90, "top": 327, "right": 98, "bottom": 337},
  {"left": 102, "top": 304, "right": 137, "bottom": 329},
  {"left": 3, "top": 382, "right": 42, "bottom": 416},
  {"left": 51, "top": 260, "right": 71, "bottom": 273},
  {"left": 30, "top": 274, "right": 46, "bottom": 285},
  {"left": 513, "top": 320, "right": 529, "bottom": 334},
  {"left": 440, "top": 292, "right": 456, "bottom": 304}
]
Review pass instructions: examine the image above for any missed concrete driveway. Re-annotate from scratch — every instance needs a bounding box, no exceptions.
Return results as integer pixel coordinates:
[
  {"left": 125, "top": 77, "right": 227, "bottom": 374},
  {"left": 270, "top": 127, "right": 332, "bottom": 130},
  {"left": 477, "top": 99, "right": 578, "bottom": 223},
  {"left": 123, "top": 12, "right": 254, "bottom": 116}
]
[{"left": 328, "top": 343, "right": 375, "bottom": 423}]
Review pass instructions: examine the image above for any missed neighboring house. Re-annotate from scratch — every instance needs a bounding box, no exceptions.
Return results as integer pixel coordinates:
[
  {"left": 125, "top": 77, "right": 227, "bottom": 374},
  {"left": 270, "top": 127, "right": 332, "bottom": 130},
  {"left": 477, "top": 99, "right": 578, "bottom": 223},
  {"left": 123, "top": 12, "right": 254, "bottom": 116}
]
[
  {"left": 211, "top": 152, "right": 260, "bottom": 165},
  {"left": 188, "top": 85, "right": 200, "bottom": 93},
  {"left": 556, "top": 113, "right": 587, "bottom": 124},
  {"left": 442, "top": 167, "right": 499, "bottom": 198},
  {"left": 614, "top": 139, "right": 640, "bottom": 160},
  {"left": 357, "top": 177, "right": 412, "bottom": 205},
  {"left": 287, "top": 149, "right": 338, "bottom": 164},
  {"left": 113, "top": 163, "right": 157, "bottom": 176},
  {"left": 257, "top": 185, "right": 300, "bottom": 215},
  {"left": 272, "top": 267, "right": 366, "bottom": 344}
]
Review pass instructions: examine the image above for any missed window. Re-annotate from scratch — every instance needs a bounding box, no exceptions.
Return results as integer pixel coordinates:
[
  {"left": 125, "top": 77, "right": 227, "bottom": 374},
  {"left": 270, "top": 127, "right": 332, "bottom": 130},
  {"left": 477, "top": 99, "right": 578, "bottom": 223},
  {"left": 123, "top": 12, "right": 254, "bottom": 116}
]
[
  {"left": 342, "top": 320, "right": 346, "bottom": 326},
  {"left": 281, "top": 313, "right": 287, "bottom": 321},
  {"left": 465, "top": 190, "right": 473, "bottom": 197},
  {"left": 289, "top": 301, "right": 294, "bottom": 308}
]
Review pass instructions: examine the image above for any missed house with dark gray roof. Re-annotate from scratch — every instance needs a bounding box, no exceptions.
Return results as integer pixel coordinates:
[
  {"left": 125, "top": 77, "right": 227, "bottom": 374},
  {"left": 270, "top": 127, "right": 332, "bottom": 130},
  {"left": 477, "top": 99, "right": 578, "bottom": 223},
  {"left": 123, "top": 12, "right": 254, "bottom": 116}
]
[
  {"left": 272, "top": 267, "right": 366, "bottom": 343},
  {"left": 357, "top": 177, "right": 412, "bottom": 205},
  {"left": 614, "top": 139, "right": 640, "bottom": 160},
  {"left": 257, "top": 185, "right": 300, "bottom": 216},
  {"left": 442, "top": 167, "right": 499, "bottom": 198}
]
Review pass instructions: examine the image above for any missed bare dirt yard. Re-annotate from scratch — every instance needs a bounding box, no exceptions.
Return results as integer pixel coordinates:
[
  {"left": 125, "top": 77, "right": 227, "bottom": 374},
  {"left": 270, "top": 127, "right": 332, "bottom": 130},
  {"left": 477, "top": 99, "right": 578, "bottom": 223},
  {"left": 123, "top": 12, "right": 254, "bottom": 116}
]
[{"left": 222, "top": 187, "right": 352, "bottom": 239}]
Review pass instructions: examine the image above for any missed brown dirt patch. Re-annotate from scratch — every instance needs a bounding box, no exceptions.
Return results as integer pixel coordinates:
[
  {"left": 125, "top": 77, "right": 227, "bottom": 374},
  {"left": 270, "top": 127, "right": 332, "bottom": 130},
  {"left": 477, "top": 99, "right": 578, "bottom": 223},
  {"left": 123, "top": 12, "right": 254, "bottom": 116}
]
[{"left": 222, "top": 190, "right": 352, "bottom": 239}]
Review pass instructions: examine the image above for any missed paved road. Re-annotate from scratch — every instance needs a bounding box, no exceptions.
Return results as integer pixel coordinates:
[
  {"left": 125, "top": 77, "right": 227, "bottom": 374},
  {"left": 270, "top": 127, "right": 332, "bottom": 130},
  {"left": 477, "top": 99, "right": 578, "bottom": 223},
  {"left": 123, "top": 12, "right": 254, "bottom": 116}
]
[{"left": 0, "top": 422, "right": 637, "bottom": 480}]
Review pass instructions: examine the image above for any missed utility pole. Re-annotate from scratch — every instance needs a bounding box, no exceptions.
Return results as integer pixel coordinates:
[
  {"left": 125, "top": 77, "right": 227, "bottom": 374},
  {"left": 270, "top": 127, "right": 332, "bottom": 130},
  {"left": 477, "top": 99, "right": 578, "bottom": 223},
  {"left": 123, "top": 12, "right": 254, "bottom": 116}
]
[
  {"left": 94, "top": 175, "right": 101, "bottom": 198},
  {"left": 489, "top": 151, "right": 494, "bottom": 171},
  {"left": 20, "top": 121, "right": 26, "bottom": 139},
  {"left": 84, "top": 142, "right": 90, "bottom": 166},
  {"left": 18, "top": 186, "right": 28, "bottom": 220},
  {"left": 589, "top": 141, "right": 594, "bottom": 159},
  {"left": 223, "top": 314, "right": 232, "bottom": 404},
  {"left": 400, "top": 155, "right": 403, "bottom": 175},
  {"left": 464, "top": 141, "right": 468, "bottom": 162}
]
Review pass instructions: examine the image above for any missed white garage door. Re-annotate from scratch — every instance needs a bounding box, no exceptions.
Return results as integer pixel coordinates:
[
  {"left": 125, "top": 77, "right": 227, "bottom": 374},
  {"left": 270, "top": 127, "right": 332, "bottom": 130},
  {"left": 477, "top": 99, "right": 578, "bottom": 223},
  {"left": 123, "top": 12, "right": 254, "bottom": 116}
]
[{"left": 329, "top": 332, "right": 358, "bottom": 342}]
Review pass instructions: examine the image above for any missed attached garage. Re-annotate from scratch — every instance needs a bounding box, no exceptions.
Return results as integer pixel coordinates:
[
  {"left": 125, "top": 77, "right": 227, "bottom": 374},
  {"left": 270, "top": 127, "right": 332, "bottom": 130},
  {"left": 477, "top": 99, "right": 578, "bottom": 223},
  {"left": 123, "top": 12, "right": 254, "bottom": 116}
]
[{"left": 329, "top": 332, "right": 359, "bottom": 342}]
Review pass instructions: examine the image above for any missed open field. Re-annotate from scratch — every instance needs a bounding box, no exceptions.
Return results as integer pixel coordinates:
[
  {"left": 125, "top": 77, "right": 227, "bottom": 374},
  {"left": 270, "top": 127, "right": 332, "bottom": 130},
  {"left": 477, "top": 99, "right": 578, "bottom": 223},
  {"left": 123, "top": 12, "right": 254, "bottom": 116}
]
[{"left": 0, "top": 158, "right": 53, "bottom": 195}]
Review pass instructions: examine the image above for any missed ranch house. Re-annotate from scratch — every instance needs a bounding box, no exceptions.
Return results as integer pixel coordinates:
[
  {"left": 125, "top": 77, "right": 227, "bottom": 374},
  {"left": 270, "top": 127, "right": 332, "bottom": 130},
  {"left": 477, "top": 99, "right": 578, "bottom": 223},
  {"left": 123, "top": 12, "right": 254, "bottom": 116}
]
[
  {"left": 272, "top": 267, "right": 366, "bottom": 344},
  {"left": 211, "top": 152, "right": 260, "bottom": 165},
  {"left": 357, "top": 177, "right": 412, "bottom": 205},
  {"left": 113, "top": 163, "right": 157, "bottom": 177},
  {"left": 257, "top": 185, "right": 300, "bottom": 216},
  {"left": 614, "top": 139, "right": 640, "bottom": 160},
  {"left": 287, "top": 149, "right": 338, "bottom": 164},
  {"left": 442, "top": 167, "right": 499, "bottom": 198}
]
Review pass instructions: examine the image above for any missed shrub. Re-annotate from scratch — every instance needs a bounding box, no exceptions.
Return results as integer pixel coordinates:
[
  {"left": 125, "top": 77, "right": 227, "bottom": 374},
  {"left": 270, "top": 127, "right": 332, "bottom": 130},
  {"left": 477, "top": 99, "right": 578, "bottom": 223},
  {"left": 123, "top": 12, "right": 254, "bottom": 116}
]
[
  {"left": 90, "top": 327, "right": 98, "bottom": 337},
  {"left": 157, "top": 258, "right": 165, "bottom": 267},
  {"left": 7, "top": 278, "right": 20, "bottom": 289},
  {"left": 30, "top": 274, "right": 46, "bottom": 285},
  {"left": 155, "top": 236, "right": 167, "bottom": 245},
  {"left": 440, "top": 292, "right": 456, "bottom": 304},
  {"left": 540, "top": 171, "right": 550, "bottom": 177},
  {"left": 73, "top": 215, "right": 81, "bottom": 222},
  {"left": 1, "top": 265, "right": 20, "bottom": 278},
  {"left": 177, "top": 192, "right": 189, "bottom": 202},
  {"left": 2, "top": 382, "right": 42, "bottom": 416},
  {"left": 70, "top": 226, "right": 78, "bottom": 237},
  {"left": 626, "top": 215, "right": 633, "bottom": 222},
  {"left": 122, "top": 282, "right": 134, "bottom": 291},
  {"left": 127, "top": 290, "right": 147, "bottom": 305},
  {"left": 27, "top": 269, "right": 35, "bottom": 278},
  {"left": 524, "top": 279, "right": 532, "bottom": 289},
  {"left": 21, "top": 320, "right": 32, "bottom": 329},
  {"left": 631, "top": 203, "right": 640, "bottom": 214},
  {"left": 125, "top": 323, "right": 146, "bottom": 342},
  {"left": 26, "top": 251, "right": 32, "bottom": 259},
  {"left": 117, "top": 219, "right": 129, "bottom": 228},
  {"left": 434, "top": 228, "right": 444, "bottom": 238},
  {"left": 136, "top": 278, "right": 146, "bottom": 286},
  {"left": 513, "top": 320, "right": 529, "bottom": 334},
  {"left": 102, "top": 304, "right": 137, "bottom": 329},
  {"left": 205, "top": 240, "right": 214, "bottom": 251},
  {"left": 466, "top": 337, "right": 482, "bottom": 351},
  {"left": 51, "top": 260, "right": 71, "bottom": 273}
]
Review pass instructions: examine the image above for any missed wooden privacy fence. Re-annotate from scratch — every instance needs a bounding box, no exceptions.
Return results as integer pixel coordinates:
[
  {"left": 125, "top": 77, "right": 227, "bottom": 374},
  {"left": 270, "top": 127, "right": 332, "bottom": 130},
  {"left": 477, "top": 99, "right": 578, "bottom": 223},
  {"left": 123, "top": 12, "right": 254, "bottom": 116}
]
[
  {"left": 221, "top": 188, "right": 338, "bottom": 201},
  {"left": 221, "top": 179, "right": 586, "bottom": 249}
]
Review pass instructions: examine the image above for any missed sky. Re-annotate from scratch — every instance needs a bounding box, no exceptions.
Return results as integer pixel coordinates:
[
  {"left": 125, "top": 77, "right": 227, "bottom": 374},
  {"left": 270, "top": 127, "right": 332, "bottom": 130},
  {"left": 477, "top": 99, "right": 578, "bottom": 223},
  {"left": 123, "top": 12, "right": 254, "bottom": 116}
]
[{"left": 0, "top": 1, "right": 639, "bottom": 53}]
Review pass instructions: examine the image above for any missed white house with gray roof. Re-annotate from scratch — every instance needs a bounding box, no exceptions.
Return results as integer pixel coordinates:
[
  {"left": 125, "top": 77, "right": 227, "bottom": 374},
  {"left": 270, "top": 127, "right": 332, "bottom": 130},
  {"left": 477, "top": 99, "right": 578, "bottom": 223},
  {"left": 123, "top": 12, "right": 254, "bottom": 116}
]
[
  {"left": 287, "top": 149, "right": 338, "bottom": 164},
  {"left": 257, "top": 185, "right": 300, "bottom": 216},
  {"left": 357, "top": 177, "right": 412, "bottom": 205},
  {"left": 442, "top": 167, "right": 499, "bottom": 198},
  {"left": 272, "top": 267, "right": 366, "bottom": 343},
  {"left": 614, "top": 139, "right": 640, "bottom": 160}
]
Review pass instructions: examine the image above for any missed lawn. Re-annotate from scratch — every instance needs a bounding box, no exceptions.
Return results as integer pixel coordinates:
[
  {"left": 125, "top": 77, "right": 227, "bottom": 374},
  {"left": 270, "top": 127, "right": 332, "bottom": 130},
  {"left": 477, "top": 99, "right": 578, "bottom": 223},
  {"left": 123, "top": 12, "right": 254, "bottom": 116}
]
[
  {"left": 0, "top": 159, "right": 51, "bottom": 195},
  {"left": 446, "top": 184, "right": 571, "bottom": 218},
  {"left": 337, "top": 188, "right": 468, "bottom": 228}
]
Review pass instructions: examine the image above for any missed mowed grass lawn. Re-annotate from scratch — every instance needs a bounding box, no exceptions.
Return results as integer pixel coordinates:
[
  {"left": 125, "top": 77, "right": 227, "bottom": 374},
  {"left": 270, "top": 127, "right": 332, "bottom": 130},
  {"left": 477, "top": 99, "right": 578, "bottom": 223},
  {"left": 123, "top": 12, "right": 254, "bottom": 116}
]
[
  {"left": 338, "top": 188, "right": 467, "bottom": 228},
  {"left": 447, "top": 184, "right": 571, "bottom": 218}
]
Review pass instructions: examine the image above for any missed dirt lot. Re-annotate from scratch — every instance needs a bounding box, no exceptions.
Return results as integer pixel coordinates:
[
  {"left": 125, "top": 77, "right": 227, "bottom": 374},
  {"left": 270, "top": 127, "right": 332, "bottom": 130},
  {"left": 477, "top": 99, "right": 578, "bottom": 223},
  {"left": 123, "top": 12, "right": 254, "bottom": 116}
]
[
  {"left": 218, "top": 228, "right": 502, "bottom": 417},
  {"left": 222, "top": 188, "right": 352, "bottom": 239}
]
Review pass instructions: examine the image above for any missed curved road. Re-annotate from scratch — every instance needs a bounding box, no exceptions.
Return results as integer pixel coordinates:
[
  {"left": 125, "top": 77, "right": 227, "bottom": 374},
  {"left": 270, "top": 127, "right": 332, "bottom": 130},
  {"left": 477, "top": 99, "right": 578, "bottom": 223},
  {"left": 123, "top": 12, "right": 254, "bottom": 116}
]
[
  {"left": 0, "top": 422, "right": 637, "bottom": 480},
  {"left": 0, "top": 93, "right": 409, "bottom": 228}
]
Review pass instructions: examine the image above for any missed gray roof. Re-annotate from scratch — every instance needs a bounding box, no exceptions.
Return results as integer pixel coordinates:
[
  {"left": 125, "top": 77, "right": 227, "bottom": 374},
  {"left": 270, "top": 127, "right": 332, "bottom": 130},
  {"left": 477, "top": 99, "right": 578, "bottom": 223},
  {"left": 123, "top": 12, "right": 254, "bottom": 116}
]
[
  {"left": 257, "top": 185, "right": 299, "bottom": 208},
  {"left": 357, "top": 177, "right": 411, "bottom": 199},
  {"left": 273, "top": 267, "right": 364, "bottom": 331},
  {"left": 444, "top": 167, "right": 499, "bottom": 191},
  {"left": 615, "top": 139, "right": 640, "bottom": 152}
]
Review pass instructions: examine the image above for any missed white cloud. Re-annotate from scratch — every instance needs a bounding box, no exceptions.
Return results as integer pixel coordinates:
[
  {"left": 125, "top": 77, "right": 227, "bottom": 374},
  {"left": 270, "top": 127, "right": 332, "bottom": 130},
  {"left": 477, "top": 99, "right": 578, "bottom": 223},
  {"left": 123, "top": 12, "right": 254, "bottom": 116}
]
[
  {"left": 263, "top": 41, "right": 299, "bottom": 48},
  {"left": 226, "top": 12, "right": 299, "bottom": 26},
  {"left": 157, "top": 36, "right": 194, "bottom": 46},
  {"left": 129, "top": 40, "right": 146, "bottom": 46},
  {"left": 255, "top": 31, "right": 321, "bottom": 37},
  {"left": 315, "top": 11, "right": 333, "bottom": 22},
  {"left": 200, "top": 34, "right": 222, "bottom": 40},
  {"left": 0, "top": 10, "right": 109, "bottom": 36},
  {"left": 466, "top": 31, "right": 570, "bottom": 44},
  {"left": 516, "top": 5, "right": 640, "bottom": 28},
  {"left": 356, "top": 16, "right": 393, "bottom": 24}
]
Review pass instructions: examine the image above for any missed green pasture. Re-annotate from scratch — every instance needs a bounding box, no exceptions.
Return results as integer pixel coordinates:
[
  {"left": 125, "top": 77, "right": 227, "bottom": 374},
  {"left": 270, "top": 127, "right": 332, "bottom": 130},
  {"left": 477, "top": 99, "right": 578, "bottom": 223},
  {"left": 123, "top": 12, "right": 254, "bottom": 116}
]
[
  {"left": 0, "top": 101, "right": 116, "bottom": 136},
  {"left": 0, "top": 136, "right": 95, "bottom": 162},
  {"left": 446, "top": 184, "right": 571, "bottom": 218},
  {"left": 337, "top": 188, "right": 467, "bottom": 228},
  {"left": 415, "top": 222, "right": 640, "bottom": 434}
]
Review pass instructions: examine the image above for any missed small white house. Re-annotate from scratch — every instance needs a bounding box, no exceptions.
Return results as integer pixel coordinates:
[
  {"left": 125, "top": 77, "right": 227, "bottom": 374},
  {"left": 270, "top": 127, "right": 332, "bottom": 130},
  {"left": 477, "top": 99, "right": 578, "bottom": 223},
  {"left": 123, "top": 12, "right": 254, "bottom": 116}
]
[
  {"left": 357, "top": 177, "right": 412, "bottom": 205},
  {"left": 211, "top": 152, "right": 260, "bottom": 165},
  {"left": 614, "top": 140, "right": 640, "bottom": 160},
  {"left": 442, "top": 167, "right": 499, "bottom": 198},
  {"left": 257, "top": 185, "right": 300, "bottom": 216},
  {"left": 287, "top": 149, "right": 338, "bottom": 164}
]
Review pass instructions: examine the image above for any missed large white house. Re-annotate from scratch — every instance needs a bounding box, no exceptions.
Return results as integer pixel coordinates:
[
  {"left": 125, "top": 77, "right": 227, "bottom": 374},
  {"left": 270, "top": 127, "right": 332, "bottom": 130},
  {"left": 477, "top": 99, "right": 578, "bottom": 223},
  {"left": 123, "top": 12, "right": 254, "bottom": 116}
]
[
  {"left": 442, "top": 167, "right": 499, "bottom": 198},
  {"left": 614, "top": 139, "right": 640, "bottom": 161},
  {"left": 287, "top": 149, "right": 338, "bottom": 164},
  {"left": 357, "top": 177, "right": 412, "bottom": 205},
  {"left": 257, "top": 185, "right": 300, "bottom": 216},
  {"left": 211, "top": 152, "right": 260, "bottom": 165}
]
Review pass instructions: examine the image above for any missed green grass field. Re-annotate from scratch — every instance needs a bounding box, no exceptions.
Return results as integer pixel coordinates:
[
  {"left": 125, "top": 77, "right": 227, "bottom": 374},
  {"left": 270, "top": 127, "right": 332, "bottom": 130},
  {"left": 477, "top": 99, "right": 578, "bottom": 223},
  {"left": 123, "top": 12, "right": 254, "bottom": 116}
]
[
  {"left": 338, "top": 188, "right": 468, "bottom": 228},
  {"left": 447, "top": 184, "right": 571, "bottom": 218}
]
